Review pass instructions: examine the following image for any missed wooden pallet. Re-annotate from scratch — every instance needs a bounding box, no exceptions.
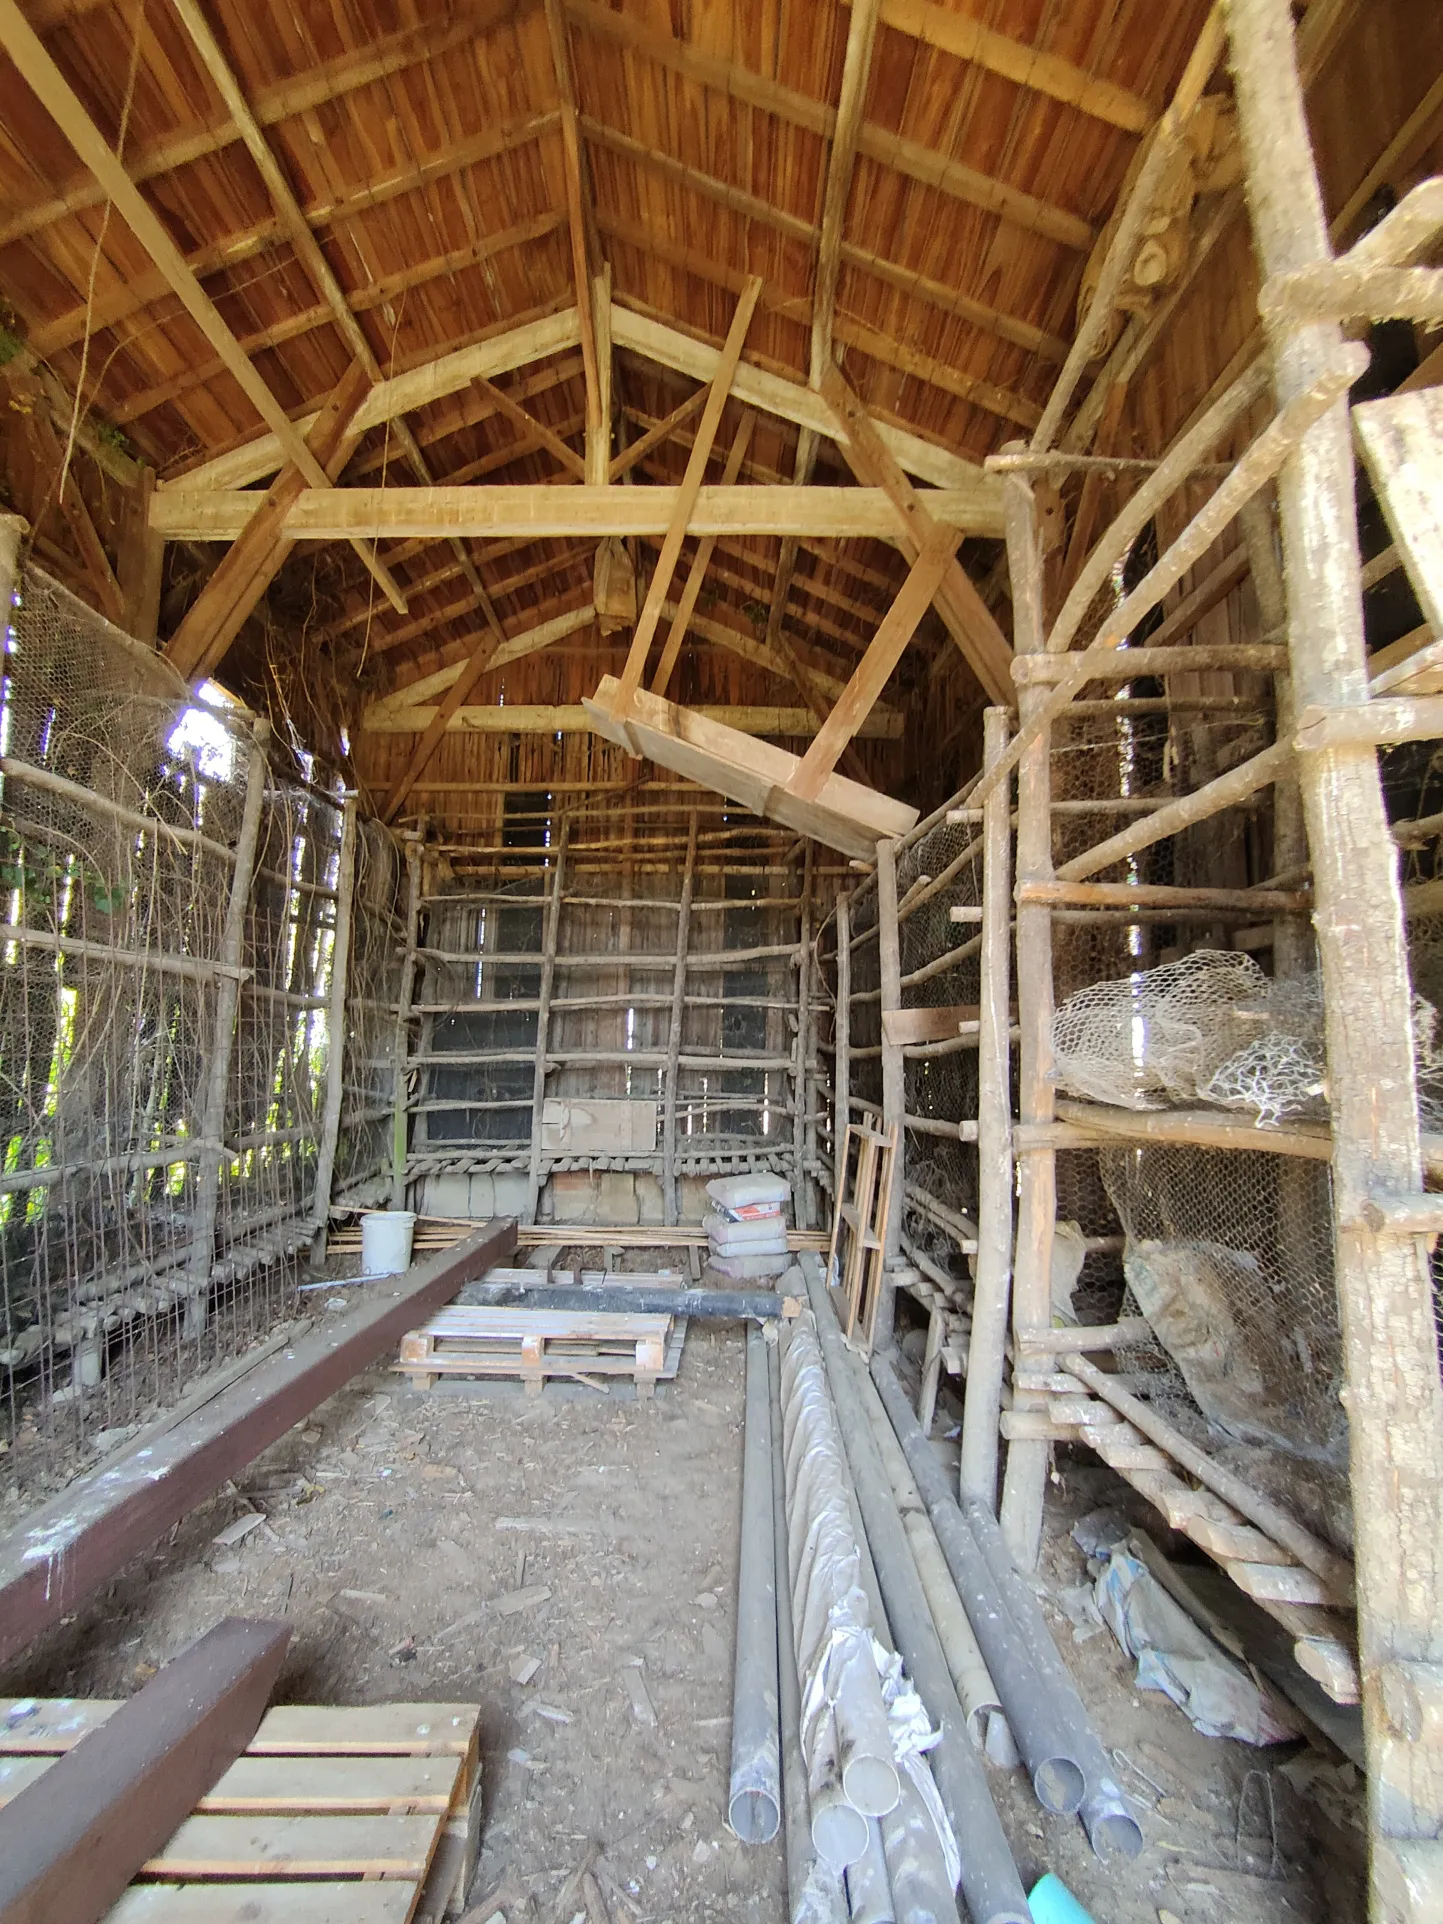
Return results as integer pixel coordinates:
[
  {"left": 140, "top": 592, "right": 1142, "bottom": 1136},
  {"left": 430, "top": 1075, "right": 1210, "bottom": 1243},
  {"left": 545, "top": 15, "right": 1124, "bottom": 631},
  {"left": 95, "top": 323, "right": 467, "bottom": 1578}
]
[
  {"left": 396, "top": 1305, "right": 680, "bottom": 1397},
  {"left": 0, "top": 1700, "right": 484, "bottom": 1923},
  {"left": 827, "top": 1121, "right": 898, "bottom": 1351}
]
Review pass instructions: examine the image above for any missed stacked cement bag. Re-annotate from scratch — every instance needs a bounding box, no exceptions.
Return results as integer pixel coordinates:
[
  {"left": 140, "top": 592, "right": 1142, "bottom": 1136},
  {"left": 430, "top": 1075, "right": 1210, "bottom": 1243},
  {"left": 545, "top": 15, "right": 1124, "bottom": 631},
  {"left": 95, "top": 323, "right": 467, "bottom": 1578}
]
[{"left": 704, "top": 1171, "right": 791, "bottom": 1279}]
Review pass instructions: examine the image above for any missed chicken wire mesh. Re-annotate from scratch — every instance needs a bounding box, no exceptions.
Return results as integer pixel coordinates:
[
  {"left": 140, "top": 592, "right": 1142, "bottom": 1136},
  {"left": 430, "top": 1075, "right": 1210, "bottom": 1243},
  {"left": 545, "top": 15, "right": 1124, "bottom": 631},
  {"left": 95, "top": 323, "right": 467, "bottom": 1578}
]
[{"left": 0, "top": 566, "right": 365, "bottom": 1517}]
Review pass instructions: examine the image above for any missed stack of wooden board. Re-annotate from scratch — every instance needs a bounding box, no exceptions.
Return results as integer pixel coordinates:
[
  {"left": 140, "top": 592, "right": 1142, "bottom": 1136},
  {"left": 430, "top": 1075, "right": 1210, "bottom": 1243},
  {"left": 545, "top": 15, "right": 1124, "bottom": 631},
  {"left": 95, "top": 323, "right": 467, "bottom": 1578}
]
[
  {"left": 396, "top": 1304, "right": 684, "bottom": 1397},
  {"left": 581, "top": 675, "right": 917, "bottom": 860},
  {"left": 0, "top": 1698, "right": 485, "bottom": 1923}
]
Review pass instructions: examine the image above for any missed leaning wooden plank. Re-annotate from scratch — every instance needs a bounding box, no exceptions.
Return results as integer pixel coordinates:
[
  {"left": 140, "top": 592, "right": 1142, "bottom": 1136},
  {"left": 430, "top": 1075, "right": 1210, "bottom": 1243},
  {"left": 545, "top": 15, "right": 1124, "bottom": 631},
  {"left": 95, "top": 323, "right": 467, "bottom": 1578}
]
[
  {"left": 166, "top": 360, "right": 371, "bottom": 681},
  {"left": 1353, "top": 385, "right": 1443, "bottom": 634},
  {"left": 650, "top": 412, "right": 756, "bottom": 697},
  {"left": 0, "top": 1226, "right": 515, "bottom": 1667},
  {"left": 0, "top": 1619, "right": 290, "bottom": 1924},
  {"left": 583, "top": 676, "right": 916, "bottom": 861},
  {"left": 787, "top": 524, "right": 959, "bottom": 800},
  {"left": 106, "top": 1886, "right": 416, "bottom": 1924},
  {"left": 612, "top": 278, "right": 763, "bottom": 708},
  {"left": 140, "top": 1812, "right": 439, "bottom": 1879},
  {"left": 820, "top": 364, "right": 1013, "bottom": 703}
]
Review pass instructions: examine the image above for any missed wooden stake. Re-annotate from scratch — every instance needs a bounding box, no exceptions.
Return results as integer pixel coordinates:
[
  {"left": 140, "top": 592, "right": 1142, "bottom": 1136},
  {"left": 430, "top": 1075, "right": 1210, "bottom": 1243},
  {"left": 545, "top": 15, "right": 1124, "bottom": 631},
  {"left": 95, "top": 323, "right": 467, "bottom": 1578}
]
[
  {"left": 390, "top": 838, "right": 423, "bottom": 1211},
  {"left": 310, "top": 796, "right": 357, "bottom": 1260},
  {"left": 959, "top": 707, "right": 1014, "bottom": 1507},
  {"left": 792, "top": 844, "right": 815, "bottom": 1229},
  {"left": 875, "top": 839, "right": 905, "bottom": 1349},
  {"left": 998, "top": 468, "right": 1054, "bottom": 1561},
  {"left": 834, "top": 891, "right": 852, "bottom": 1202},
  {"left": 525, "top": 821, "right": 570, "bottom": 1223},
  {"left": 185, "top": 720, "right": 270, "bottom": 1337},
  {"left": 786, "top": 523, "right": 959, "bottom": 800},
  {"left": 662, "top": 812, "right": 699, "bottom": 1226},
  {"left": 1228, "top": 0, "right": 1443, "bottom": 1893}
]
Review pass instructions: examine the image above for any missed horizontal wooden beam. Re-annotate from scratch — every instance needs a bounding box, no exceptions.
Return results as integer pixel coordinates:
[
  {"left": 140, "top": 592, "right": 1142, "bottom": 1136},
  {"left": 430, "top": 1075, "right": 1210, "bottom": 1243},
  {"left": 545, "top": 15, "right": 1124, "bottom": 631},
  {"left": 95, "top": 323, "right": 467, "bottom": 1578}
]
[
  {"left": 363, "top": 702, "right": 906, "bottom": 738},
  {"left": 151, "top": 483, "right": 1000, "bottom": 542}
]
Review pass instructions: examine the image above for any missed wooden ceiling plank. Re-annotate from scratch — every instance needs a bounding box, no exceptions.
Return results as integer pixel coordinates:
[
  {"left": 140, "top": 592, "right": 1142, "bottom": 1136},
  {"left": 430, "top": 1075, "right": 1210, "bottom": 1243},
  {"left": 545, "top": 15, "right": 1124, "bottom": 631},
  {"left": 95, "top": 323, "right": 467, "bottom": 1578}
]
[
  {"left": 612, "top": 277, "right": 763, "bottom": 709},
  {"left": 171, "top": 308, "right": 582, "bottom": 493},
  {"left": 0, "top": 3, "right": 526, "bottom": 249},
  {"left": 864, "top": 0, "right": 1152, "bottom": 134},
  {"left": 165, "top": 357, "right": 371, "bottom": 683},
  {"left": 0, "top": 0, "right": 409, "bottom": 616},
  {"left": 650, "top": 410, "right": 757, "bottom": 698},
  {"left": 821, "top": 363, "right": 1013, "bottom": 703},
  {"left": 472, "top": 374, "right": 586, "bottom": 478},
  {"left": 168, "top": 0, "right": 512, "bottom": 644},
  {"left": 610, "top": 304, "right": 1004, "bottom": 513},
  {"left": 787, "top": 521, "right": 960, "bottom": 800},
  {"left": 565, "top": 1, "right": 1092, "bottom": 249},
  {"left": 106, "top": 214, "right": 567, "bottom": 430},
  {"left": 27, "top": 112, "right": 561, "bottom": 363}
]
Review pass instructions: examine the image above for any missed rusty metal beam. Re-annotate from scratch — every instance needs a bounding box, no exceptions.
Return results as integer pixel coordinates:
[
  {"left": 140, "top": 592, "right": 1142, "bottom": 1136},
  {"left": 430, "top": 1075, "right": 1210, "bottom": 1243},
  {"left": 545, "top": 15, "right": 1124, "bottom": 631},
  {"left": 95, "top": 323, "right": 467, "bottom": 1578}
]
[
  {"left": 0, "top": 1221, "right": 515, "bottom": 1666},
  {"left": 0, "top": 1616, "right": 289, "bottom": 1924}
]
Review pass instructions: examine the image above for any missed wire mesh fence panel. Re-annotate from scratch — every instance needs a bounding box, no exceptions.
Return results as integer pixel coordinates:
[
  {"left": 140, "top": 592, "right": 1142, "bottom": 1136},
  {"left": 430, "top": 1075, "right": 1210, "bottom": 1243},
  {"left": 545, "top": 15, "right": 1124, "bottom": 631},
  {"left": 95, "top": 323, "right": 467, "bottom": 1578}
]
[{"left": 0, "top": 569, "right": 350, "bottom": 1518}]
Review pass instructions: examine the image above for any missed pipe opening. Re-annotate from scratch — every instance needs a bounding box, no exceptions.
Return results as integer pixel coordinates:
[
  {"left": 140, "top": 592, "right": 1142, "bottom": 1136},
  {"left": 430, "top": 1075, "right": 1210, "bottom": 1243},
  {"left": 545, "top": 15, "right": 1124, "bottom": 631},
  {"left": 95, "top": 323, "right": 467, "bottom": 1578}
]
[
  {"left": 1034, "top": 1754, "right": 1086, "bottom": 1815},
  {"left": 727, "top": 1785, "right": 781, "bottom": 1846}
]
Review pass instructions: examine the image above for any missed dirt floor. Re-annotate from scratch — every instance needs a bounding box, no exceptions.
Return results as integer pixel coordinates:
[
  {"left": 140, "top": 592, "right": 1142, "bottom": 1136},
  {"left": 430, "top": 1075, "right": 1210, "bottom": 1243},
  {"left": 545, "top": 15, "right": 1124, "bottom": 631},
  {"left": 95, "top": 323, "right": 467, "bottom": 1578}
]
[{"left": 1, "top": 1259, "right": 1367, "bottom": 1924}]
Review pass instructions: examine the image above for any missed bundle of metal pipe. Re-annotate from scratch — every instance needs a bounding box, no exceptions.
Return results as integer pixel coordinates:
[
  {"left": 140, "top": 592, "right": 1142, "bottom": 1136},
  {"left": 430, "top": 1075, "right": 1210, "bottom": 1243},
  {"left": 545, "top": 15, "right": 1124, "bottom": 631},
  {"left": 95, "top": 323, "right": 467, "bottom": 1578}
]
[
  {"left": 779, "top": 1318, "right": 901, "bottom": 1870},
  {"left": 800, "top": 1263, "right": 1033, "bottom": 1924},
  {"left": 729, "top": 1323, "right": 782, "bottom": 1844},
  {"left": 870, "top": 1351, "right": 1143, "bottom": 1862},
  {"left": 768, "top": 1339, "right": 849, "bottom": 1924}
]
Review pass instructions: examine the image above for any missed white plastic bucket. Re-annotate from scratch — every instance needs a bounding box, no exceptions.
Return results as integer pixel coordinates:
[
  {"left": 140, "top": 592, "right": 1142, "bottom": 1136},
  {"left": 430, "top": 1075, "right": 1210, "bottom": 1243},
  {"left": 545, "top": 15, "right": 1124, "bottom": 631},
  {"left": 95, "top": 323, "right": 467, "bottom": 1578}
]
[{"left": 360, "top": 1209, "right": 417, "bottom": 1277}]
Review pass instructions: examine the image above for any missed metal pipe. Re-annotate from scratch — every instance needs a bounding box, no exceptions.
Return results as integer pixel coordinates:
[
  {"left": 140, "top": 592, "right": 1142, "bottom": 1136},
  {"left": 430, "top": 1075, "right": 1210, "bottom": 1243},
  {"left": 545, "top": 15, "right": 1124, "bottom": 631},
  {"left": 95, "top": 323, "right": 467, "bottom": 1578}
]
[
  {"left": 858, "top": 1368, "right": 1007, "bottom": 1748},
  {"left": 730, "top": 1324, "right": 783, "bottom": 1844},
  {"left": 769, "top": 1338, "right": 849, "bottom": 1924},
  {"left": 802, "top": 1265, "right": 1030, "bottom": 1924},
  {"left": 882, "top": 1769, "right": 963, "bottom": 1924},
  {"left": 868, "top": 1350, "right": 1081, "bottom": 1815},
  {"left": 847, "top": 1819, "right": 895, "bottom": 1924},
  {"left": 779, "top": 1322, "right": 900, "bottom": 1868},
  {"left": 870, "top": 1354, "right": 1142, "bottom": 1862},
  {"left": 955, "top": 1481, "right": 1142, "bottom": 1863}
]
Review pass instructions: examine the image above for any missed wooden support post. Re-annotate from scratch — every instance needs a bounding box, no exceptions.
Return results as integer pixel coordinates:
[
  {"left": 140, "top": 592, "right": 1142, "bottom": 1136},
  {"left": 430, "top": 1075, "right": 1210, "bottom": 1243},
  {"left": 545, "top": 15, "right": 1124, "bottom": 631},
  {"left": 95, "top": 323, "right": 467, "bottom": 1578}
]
[
  {"left": 833, "top": 890, "right": 852, "bottom": 1201},
  {"left": 792, "top": 843, "right": 815, "bottom": 1228},
  {"left": 525, "top": 820, "right": 570, "bottom": 1222},
  {"left": 185, "top": 719, "right": 270, "bottom": 1338},
  {"left": 875, "top": 839, "right": 905, "bottom": 1350},
  {"left": 1228, "top": 0, "right": 1443, "bottom": 1899},
  {"left": 390, "top": 837, "right": 423, "bottom": 1210},
  {"left": 0, "top": 515, "right": 24, "bottom": 634},
  {"left": 118, "top": 467, "right": 163, "bottom": 642},
  {"left": 587, "top": 266, "right": 613, "bottom": 487},
  {"left": 650, "top": 412, "right": 756, "bottom": 698},
  {"left": 786, "top": 523, "right": 959, "bottom": 800},
  {"left": 998, "top": 467, "right": 1054, "bottom": 1559},
  {"left": 663, "top": 812, "right": 699, "bottom": 1226},
  {"left": 612, "top": 278, "right": 763, "bottom": 710},
  {"left": 959, "top": 707, "right": 1015, "bottom": 1506},
  {"left": 309, "top": 796, "right": 357, "bottom": 1262}
]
